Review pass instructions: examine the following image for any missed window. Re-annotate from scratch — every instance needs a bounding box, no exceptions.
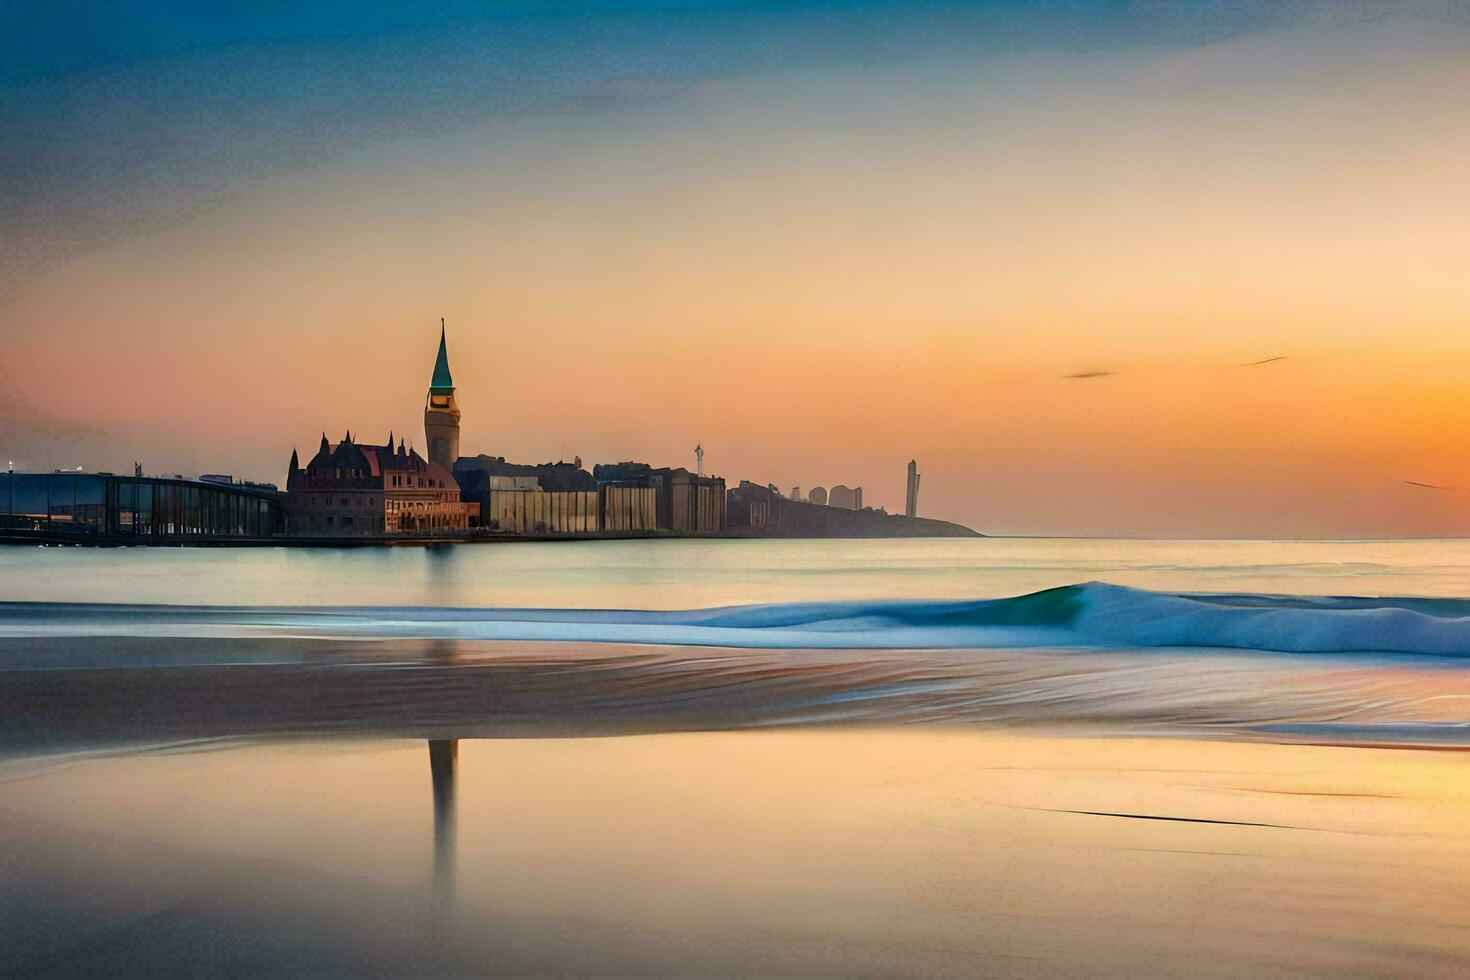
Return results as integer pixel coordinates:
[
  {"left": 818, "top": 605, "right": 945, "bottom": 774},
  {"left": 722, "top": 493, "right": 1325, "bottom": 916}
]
[
  {"left": 49, "top": 475, "right": 76, "bottom": 524},
  {"left": 12, "top": 475, "right": 47, "bottom": 518},
  {"left": 116, "top": 482, "right": 135, "bottom": 530},
  {"left": 136, "top": 484, "right": 152, "bottom": 534},
  {"left": 340, "top": 498, "right": 349, "bottom": 506},
  {"left": 326, "top": 516, "right": 335, "bottom": 526},
  {"left": 75, "top": 476, "right": 104, "bottom": 531},
  {"left": 344, "top": 517, "right": 354, "bottom": 526}
]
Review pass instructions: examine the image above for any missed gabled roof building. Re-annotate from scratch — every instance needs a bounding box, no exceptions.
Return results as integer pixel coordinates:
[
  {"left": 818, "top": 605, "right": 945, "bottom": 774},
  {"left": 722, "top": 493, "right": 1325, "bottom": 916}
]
[{"left": 284, "top": 431, "right": 476, "bottom": 536}]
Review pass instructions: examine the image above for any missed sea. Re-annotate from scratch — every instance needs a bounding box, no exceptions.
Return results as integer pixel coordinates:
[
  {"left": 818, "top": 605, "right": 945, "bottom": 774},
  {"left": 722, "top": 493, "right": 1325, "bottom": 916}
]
[
  {"left": 4, "top": 537, "right": 1470, "bottom": 745},
  {"left": 5, "top": 538, "right": 1470, "bottom": 974}
]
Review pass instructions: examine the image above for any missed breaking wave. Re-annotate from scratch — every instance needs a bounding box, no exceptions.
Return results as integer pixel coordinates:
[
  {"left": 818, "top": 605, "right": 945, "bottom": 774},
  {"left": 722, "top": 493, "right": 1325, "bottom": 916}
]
[
  {"left": 6, "top": 582, "right": 1470, "bottom": 657},
  {"left": 8, "top": 583, "right": 1470, "bottom": 752}
]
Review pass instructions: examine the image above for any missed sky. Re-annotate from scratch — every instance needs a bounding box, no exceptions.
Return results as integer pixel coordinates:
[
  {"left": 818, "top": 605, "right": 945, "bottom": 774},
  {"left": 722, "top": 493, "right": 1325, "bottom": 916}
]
[{"left": 2, "top": 1, "right": 1468, "bottom": 537}]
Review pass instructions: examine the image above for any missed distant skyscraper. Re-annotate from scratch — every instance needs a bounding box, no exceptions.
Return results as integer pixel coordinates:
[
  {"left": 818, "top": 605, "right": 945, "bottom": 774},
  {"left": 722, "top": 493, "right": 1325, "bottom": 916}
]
[
  {"left": 808, "top": 486, "right": 828, "bottom": 506},
  {"left": 424, "top": 319, "right": 461, "bottom": 472},
  {"left": 790, "top": 486, "right": 801, "bottom": 501},
  {"left": 829, "top": 484, "right": 860, "bottom": 510},
  {"left": 905, "top": 460, "right": 920, "bottom": 518}
]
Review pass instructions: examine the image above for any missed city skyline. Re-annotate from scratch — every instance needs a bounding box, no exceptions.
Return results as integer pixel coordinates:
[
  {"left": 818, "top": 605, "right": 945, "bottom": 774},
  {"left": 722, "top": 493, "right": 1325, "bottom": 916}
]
[{"left": 3, "top": 2, "right": 1469, "bottom": 536}]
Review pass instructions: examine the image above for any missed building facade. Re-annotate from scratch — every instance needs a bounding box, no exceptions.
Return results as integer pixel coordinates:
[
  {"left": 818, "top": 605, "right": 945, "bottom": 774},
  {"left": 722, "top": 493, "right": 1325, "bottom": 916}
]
[
  {"left": 284, "top": 433, "right": 476, "bottom": 536},
  {"left": 600, "top": 485, "right": 659, "bottom": 531},
  {"left": 0, "top": 471, "right": 282, "bottom": 543},
  {"left": 727, "top": 481, "right": 772, "bottom": 528},
  {"left": 593, "top": 462, "right": 726, "bottom": 533},
  {"left": 482, "top": 490, "right": 600, "bottom": 533},
  {"left": 455, "top": 456, "right": 603, "bottom": 534},
  {"left": 667, "top": 467, "right": 725, "bottom": 532}
]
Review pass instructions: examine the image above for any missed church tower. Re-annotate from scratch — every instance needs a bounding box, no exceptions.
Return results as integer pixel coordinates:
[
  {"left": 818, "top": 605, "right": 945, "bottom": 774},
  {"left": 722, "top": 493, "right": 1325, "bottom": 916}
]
[{"left": 424, "top": 318, "right": 461, "bottom": 472}]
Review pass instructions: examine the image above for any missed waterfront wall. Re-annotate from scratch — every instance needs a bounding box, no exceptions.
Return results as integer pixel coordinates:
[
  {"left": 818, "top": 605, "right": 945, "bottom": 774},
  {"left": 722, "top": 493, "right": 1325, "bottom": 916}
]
[{"left": 600, "top": 486, "right": 658, "bottom": 532}]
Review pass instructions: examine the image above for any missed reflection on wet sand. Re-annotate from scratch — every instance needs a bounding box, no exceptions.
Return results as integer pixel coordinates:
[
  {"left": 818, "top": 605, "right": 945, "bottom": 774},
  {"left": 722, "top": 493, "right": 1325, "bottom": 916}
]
[
  {"left": 5, "top": 731, "right": 1470, "bottom": 975},
  {"left": 429, "top": 738, "right": 458, "bottom": 907},
  {"left": 8, "top": 638, "right": 1470, "bottom": 755}
]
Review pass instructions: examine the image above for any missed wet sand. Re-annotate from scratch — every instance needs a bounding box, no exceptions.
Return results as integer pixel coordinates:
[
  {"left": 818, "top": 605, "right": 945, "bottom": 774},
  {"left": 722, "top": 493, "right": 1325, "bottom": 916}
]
[
  {"left": 7, "top": 636, "right": 1470, "bottom": 756},
  {"left": 5, "top": 729, "right": 1470, "bottom": 976}
]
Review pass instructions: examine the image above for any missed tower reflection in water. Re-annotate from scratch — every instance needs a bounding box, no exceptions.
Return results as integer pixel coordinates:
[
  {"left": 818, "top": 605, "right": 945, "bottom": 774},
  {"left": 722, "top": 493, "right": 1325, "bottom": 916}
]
[{"left": 428, "top": 738, "right": 458, "bottom": 906}]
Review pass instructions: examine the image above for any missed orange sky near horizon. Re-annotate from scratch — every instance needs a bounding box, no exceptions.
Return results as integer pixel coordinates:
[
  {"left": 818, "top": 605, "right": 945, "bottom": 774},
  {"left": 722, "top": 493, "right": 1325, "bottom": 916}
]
[{"left": 3, "top": 16, "right": 1469, "bottom": 537}]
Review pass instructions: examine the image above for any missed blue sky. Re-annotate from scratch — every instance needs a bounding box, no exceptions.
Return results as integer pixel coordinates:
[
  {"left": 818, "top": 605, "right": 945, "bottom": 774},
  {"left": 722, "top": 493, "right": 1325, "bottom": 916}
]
[{"left": 0, "top": 1, "right": 1307, "bottom": 287}]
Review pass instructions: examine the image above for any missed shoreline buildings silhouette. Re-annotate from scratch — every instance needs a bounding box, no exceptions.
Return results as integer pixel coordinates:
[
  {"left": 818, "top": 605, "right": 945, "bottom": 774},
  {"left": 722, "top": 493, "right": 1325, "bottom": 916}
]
[{"left": 0, "top": 324, "right": 974, "bottom": 543}]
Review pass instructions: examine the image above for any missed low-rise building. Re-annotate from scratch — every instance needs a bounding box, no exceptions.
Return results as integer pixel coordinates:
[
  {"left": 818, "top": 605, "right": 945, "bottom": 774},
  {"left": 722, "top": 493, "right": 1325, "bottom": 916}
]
[
  {"left": 727, "top": 480, "right": 972, "bottom": 537},
  {"left": 0, "top": 471, "right": 282, "bottom": 542},
  {"left": 481, "top": 489, "right": 599, "bottom": 533},
  {"left": 284, "top": 432, "right": 476, "bottom": 536},
  {"left": 727, "top": 480, "right": 772, "bottom": 528},
  {"left": 455, "top": 455, "right": 600, "bottom": 533},
  {"left": 594, "top": 462, "right": 725, "bottom": 533}
]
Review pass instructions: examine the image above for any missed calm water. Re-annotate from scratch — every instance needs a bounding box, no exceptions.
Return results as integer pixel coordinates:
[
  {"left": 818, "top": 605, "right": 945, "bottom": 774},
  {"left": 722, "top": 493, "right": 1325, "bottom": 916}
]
[
  {"left": 6, "top": 539, "right": 1470, "bottom": 975},
  {"left": 7, "top": 536, "right": 1470, "bottom": 608}
]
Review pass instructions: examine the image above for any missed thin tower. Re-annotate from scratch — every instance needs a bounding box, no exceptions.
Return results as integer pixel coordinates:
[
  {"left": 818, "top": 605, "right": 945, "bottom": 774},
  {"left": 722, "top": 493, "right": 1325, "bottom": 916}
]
[
  {"left": 423, "top": 318, "right": 461, "bottom": 472},
  {"left": 694, "top": 444, "right": 704, "bottom": 478},
  {"left": 905, "top": 459, "right": 920, "bottom": 518}
]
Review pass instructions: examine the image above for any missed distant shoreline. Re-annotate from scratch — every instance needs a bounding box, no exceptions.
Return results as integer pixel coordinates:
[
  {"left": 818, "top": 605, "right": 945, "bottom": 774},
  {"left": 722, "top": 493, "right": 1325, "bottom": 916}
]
[{"left": 0, "top": 514, "right": 981, "bottom": 548}]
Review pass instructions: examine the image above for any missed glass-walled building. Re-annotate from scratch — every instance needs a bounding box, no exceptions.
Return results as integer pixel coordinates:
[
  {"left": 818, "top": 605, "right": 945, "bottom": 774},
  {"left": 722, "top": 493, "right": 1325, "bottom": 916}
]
[{"left": 0, "top": 472, "right": 282, "bottom": 543}]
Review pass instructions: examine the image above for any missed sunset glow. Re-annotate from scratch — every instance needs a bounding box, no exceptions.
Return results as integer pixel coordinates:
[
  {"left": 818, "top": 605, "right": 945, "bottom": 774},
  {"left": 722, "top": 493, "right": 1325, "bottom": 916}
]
[{"left": 3, "top": 2, "right": 1468, "bottom": 536}]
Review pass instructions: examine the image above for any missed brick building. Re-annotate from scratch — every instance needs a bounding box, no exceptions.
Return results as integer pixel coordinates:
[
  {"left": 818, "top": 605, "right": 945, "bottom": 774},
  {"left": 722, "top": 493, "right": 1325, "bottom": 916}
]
[{"left": 284, "top": 432, "right": 476, "bottom": 536}]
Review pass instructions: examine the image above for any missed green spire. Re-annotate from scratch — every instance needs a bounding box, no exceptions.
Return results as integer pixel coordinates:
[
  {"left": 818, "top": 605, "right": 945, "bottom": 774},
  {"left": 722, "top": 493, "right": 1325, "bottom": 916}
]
[{"left": 430, "top": 317, "right": 454, "bottom": 393}]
